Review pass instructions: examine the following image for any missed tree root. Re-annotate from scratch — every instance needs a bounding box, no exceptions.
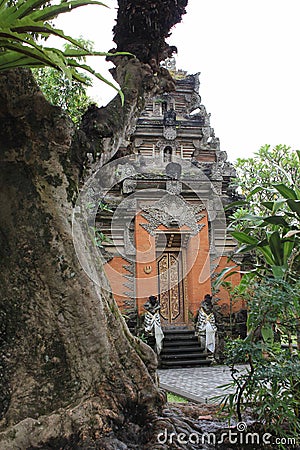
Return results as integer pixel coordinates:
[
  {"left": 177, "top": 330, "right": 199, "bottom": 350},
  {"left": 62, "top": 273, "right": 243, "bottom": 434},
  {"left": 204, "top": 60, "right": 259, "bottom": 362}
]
[{"left": 0, "top": 400, "right": 216, "bottom": 450}]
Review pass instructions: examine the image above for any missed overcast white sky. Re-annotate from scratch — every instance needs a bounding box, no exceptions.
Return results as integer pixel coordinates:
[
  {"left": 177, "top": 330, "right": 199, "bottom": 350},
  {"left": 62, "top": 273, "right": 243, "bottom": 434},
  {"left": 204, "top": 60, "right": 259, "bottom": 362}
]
[{"left": 54, "top": 0, "right": 300, "bottom": 162}]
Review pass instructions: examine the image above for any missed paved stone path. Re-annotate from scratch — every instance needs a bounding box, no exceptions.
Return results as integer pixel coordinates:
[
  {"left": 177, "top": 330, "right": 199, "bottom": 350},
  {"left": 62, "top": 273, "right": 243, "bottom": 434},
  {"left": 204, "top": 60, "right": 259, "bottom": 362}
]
[{"left": 158, "top": 365, "right": 246, "bottom": 404}]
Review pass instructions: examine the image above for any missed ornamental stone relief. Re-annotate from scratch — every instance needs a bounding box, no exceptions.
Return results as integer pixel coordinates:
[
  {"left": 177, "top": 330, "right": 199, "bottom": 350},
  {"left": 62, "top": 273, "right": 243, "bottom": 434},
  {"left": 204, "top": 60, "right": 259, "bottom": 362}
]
[
  {"left": 122, "top": 179, "right": 137, "bottom": 194},
  {"left": 166, "top": 180, "right": 182, "bottom": 195},
  {"left": 122, "top": 259, "right": 135, "bottom": 300},
  {"left": 124, "top": 226, "right": 136, "bottom": 256},
  {"left": 155, "top": 139, "right": 180, "bottom": 154},
  {"left": 140, "top": 193, "right": 206, "bottom": 236}
]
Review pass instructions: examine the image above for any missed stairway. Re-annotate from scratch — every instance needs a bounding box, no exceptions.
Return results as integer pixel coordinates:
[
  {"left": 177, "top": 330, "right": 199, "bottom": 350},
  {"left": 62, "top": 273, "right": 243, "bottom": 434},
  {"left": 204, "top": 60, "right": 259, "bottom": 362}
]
[{"left": 159, "top": 327, "right": 212, "bottom": 368}]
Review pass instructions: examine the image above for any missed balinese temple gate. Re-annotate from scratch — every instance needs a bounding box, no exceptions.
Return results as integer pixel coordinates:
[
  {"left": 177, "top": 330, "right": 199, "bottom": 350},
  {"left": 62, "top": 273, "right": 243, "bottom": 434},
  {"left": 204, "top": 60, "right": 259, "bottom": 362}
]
[{"left": 95, "top": 63, "right": 242, "bottom": 365}]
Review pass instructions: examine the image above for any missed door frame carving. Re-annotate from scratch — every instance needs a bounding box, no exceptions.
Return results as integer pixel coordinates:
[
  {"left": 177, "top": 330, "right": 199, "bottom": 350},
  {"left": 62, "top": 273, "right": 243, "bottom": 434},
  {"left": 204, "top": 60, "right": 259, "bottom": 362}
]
[{"left": 156, "top": 231, "right": 190, "bottom": 326}]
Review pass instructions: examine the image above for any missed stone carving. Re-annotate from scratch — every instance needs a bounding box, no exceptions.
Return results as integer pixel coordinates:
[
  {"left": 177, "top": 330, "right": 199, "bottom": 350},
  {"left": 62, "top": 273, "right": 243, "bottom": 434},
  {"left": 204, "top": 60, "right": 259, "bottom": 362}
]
[
  {"left": 117, "top": 163, "right": 137, "bottom": 179},
  {"left": 163, "top": 127, "right": 177, "bottom": 140},
  {"left": 123, "top": 263, "right": 134, "bottom": 274},
  {"left": 155, "top": 139, "right": 180, "bottom": 154},
  {"left": 143, "top": 295, "right": 164, "bottom": 354},
  {"left": 153, "top": 101, "right": 161, "bottom": 116},
  {"left": 122, "top": 179, "right": 137, "bottom": 194},
  {"left": 206, "top": 199, "right": 217, "bottom": 222},
  {"left": 217, "top": 150, "right": 228, "bottom": 164},
  {"left": 195, "top": 294, "right": 217, "bottom": 354},
  {"left": 134, "top": 139, "right": 144, "bottom": 148},
  {"left": 199, "top": 105, "right": 211, "bottom": 126},
  {"left": 166, "top": 180, "right": 182, "bottom": 195},
  {"left": 210, "top": 263, "right": 219, "bottom": 276},
  {"left": 124, "top": 225, "right": 135, "bottom": 256},
  {"left": 122, "top": 259, "right": 135, "bottom": 300},
  {"left": 211, "top": 181, "right": 222, "bottom": 195},
  {"left": 140, "top": 193, "right": 206, "bottom": 236},
  {"left": 99, "top": 248, "right": 113, "bottom": 263},
  {"left": 123, "top": 277, "right": 134, "bottom": 291},
  {"left": 192, "top": 139, "right": 201, "bottom": 150},
  {"left": 165, "top": 162, "right": 182, "bottom": 180},
  {"left": 223, "top": 161, "right": 237, "bottom": 178},
  {"left": 163, "top": 107, "right": 176, "bottom": 127},
  {"left": 201, "top": 126, "right": 211, "bottom": 145},
  {"left": 211, "top": 164, "right": 223, "bottom": 181}
]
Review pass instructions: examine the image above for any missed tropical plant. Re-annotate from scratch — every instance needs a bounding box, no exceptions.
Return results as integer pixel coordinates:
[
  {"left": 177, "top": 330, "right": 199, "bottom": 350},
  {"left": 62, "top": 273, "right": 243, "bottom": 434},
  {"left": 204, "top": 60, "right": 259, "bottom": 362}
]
[
  {"left": 33, "top": 39, "right": 94, "bottom": 124},
  {"left": 233, "top": 145, "right": 300, "bottom": 204},
  {"left": 229, "top": 182, "right": 300, "bottom": 281},
  {"left": 215, "top": 147, "right": 300, "bottom": 437},
  {"left": 219, "top": 150, "right": 300, "bottom": 443},
  {"left": 0, "top": 0, "right": 125, "bottom": 100},
  {"left": 89, "top": 226, "right": 111, "bottom": 248},
  {"left": 220, "top": 279, "right": 300, "bottom": 447}
]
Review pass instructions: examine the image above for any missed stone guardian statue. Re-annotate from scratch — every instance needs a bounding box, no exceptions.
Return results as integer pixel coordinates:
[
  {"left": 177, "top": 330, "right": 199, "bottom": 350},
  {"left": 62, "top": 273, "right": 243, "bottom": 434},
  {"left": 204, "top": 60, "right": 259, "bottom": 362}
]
[
  {"left": 143, "top": 295, "right": 164, "bottom": 354},
  {"left": 195, "top": 294, "right": 217, "bottom": 354}
]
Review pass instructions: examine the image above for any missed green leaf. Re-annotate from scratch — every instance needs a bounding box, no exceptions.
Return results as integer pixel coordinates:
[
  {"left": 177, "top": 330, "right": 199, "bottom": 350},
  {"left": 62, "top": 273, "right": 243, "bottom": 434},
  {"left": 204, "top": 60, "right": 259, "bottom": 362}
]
[
  {"left": 230, "top": 231, "right": 258, "bottom": 245},
  {"left": 0, "top": 43, "right": 65, "bottom": 71},
  {"left": 271, "top": 265, "right": 286, "bottom": 279},
  {"left": 237, "top": 271, "right": 257, "bottom": 293},
  {"left": 287, "top": 199, "right": 300, "bottom": 217},
  {"left": 67, "top": 60, "right": 124, "bottom": 104},
  {"left": 295, "top": 186, "right": 300, "bottom": 199},
  {"left": 212, "top": 266, "right": 238, "bottom": 290},
  {"left": 262, "top": 216, "right": 289, "bottom": 227},
  {"left": 239, "top": 213, "right": 264, "bottom": 222},
  {"left": 247, "top": 185, "right": 264, "bottom": 199},
  {"left": 273, "top": 184, "right": 298, "bottom": 200},
  {"left": 283, "top": 239, "right": 296, "bottom": 262},
  {"left": 269, "top": 231, "right": 283, "bottom": 265},
  {"left": 224, "top": 200, "right": 248, "bottom": 211},
  {"left": 256, "top": 244, "right": 275, "bottom": 266},
  {"left": 261, "top": 325, "right": 274, "bottom": 344},
  {"left": 261, "top": 199, "right": 287, "bottom": 213},
  {"left": 0, "top": 0, "right": 125, "bottom": 104},
  {"left": 272, "top": 199, "right": 288, "bottom": 213},
  {"left": 261, "top": 201, "right": 275, "bottom": 211},
  {"left": 234, "top": 243, "right": 257, "bottom": 254},
  {"left": 29, "top": 0, "right": 108, "bottom": 23},
  {"left": 1, "top": 0, "right": 49, "bottom": 21}
]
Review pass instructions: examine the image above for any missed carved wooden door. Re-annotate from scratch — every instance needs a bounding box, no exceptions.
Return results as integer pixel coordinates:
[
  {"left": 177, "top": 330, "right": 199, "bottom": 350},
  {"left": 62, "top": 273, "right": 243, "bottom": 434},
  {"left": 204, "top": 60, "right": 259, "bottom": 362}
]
[{"left": 157, "top": 252, "right": 185, "bottom": 325}]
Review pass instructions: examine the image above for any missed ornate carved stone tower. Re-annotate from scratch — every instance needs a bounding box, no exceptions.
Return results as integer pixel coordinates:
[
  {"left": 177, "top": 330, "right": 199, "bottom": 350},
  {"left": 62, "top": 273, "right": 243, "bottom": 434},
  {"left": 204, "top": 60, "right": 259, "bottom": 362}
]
[{"left": 96, "top": 68, "right": 241, "bottom": 331}]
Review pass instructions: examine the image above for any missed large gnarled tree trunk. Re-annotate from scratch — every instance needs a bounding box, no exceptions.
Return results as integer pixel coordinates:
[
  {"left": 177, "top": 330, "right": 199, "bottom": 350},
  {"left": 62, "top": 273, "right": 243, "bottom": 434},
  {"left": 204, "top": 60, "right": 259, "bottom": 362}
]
[{"left": 0, "top": 1, "right": 194, "bottom": 448}]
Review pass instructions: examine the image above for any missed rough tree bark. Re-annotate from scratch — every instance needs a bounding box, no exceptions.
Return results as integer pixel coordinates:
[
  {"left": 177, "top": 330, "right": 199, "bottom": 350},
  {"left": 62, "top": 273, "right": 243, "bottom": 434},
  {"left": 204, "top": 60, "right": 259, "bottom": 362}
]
[{"left": 0, "top": 1, "right": 206, "bottom": 449}]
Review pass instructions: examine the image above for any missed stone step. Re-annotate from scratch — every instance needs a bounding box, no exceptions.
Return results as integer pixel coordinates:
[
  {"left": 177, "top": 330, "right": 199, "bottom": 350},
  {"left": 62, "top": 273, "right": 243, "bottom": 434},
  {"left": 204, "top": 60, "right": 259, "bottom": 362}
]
[
  {"left": 161, "top": 346, "right": 205, "bottom": 354},
  {"left": 163, "top": 328, "right": 195, "bottom": 334},
  {"left": 163, "top": 340, "right": 201, "bottom": 347},
  {"left": 160, "top": 326, "right": 210, "bottom": 368},
  {"left": 163, "top": 333, "right": 198, "bottom": 341},
  {"left": 161, "top": 352, "right": 209, "bottom": 360},
  {"left": 160, "top": 359, "right": 212, "bottom": 368}
]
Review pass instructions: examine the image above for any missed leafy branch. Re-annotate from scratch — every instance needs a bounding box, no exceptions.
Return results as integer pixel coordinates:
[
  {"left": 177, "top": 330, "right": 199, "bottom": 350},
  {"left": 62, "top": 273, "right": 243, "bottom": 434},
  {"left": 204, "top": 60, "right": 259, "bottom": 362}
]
[{"left": 0, "top": 0, "right": 130, "bottom": 103}]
